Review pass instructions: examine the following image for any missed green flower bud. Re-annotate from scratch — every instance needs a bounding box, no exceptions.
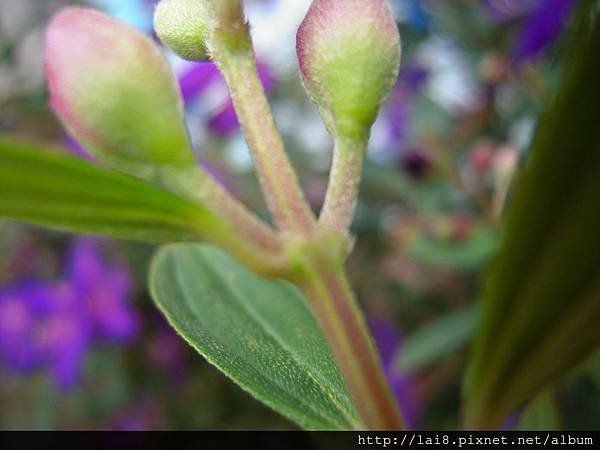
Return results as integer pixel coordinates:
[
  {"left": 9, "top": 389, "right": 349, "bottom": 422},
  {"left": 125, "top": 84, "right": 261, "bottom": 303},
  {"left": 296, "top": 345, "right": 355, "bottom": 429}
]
[
  {"left": 297, "top": 0, "right": 401, "bottom": 141},
  {"left": 45, "top": 7, "right": 195, "bottom": 181},
  {"left": 154, "top": 0, "right": 214, "bottom": 61}
]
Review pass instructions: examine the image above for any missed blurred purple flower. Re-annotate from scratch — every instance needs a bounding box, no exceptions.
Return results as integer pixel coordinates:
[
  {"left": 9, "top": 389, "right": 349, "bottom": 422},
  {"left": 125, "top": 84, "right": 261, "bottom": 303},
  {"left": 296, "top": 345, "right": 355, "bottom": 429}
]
[
  {"left": 483, "top": 0, "right": 537, "bottom": 23},
  {"left": 513, "top": 0, "right": 575, "bottom": 64},
  {"left": 369, "top": 316, "right": 421, "bottom": 429},
  {"left": 501, "top": 412, "right": 520, "bottom": 430},
  {"left": 208, "top": 104, "right": 241, "bottom": 137},
  {"left": 0, "top": 238, "right": 138, "bottom": 389},
  {"left": 147, "top": 323, "right": 189, "bottom": 383},
  {"left": 178, "top": 62, "right": 220, "bottom": 105},
  {"left": 66, "top": 238, "right": 138, "bottom": 342},
  {"left": 402, "top": 64, "right": 429, "bottom": 92},
  {"left": 380, "top": 63, "right": 431, "bottom": 177},
  {"left": 178, "top": 61, "right": 276, "bottom": 136},
  {"left": 0, "top": 282, "right": 47, "bottom": 372},
  {"left": 382, "top": 64, "right": 428, "bottom": 150},
  {"left": 35, "top": 297, "right": 90, "bottom": 388},
  {"left": 110, "top": 398, "right": 164, "bottom": 431},
  {"left": 0, "top": 281, "right": 90, "bottom": 388},
  {"left": 385, "top": 89, "right": 411, "bottom": 146}
]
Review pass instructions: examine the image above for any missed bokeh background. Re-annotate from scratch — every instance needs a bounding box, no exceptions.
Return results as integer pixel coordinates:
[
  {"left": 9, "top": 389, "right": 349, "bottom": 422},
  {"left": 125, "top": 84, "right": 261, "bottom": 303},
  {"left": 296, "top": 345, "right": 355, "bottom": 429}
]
[{"left": 1, "top": 0, "right": 598, "bottom": 429}]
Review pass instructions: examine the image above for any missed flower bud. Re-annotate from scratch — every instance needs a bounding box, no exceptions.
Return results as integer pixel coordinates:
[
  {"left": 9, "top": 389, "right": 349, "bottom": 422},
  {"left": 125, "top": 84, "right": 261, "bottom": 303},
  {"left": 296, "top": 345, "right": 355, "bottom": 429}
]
[
  {"left": 154, "top": 0, "right": 213, "bottom": 61},
  {"left": 45, "top": 7, "right": 195, "bottom": 178},
  {"left": 297, "top": 0, "right": 401, "bottom": 141}
]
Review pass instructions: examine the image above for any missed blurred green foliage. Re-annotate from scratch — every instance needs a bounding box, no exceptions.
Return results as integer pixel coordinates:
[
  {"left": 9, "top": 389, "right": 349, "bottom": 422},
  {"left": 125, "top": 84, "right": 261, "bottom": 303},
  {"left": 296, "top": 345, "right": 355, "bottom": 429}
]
[{"left": 0, "top": 0, "right": 598, "bottom": 430}]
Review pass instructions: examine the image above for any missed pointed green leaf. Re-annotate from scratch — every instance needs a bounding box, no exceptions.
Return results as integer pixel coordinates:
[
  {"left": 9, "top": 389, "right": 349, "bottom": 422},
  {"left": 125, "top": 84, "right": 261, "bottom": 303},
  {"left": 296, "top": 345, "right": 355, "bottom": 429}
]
[
  {"left": 149, "top": 243, "right": 360, "bottom": 430},
  {"left": 0, "top": 137, "right": 224, "bottom": 243},
  {"left": 465, "top": 3, "right": 600, "bottom": 428}
]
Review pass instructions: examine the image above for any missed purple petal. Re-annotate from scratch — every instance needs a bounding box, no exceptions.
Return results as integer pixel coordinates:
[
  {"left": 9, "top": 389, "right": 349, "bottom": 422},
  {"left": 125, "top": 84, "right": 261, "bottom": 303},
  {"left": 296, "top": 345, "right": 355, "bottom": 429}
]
[
  {"left": 369, "top": 316, "right": 421, "bottom": 428},
  {"left": 85, "top": 280, "right": 139, "bottom": 342},
  {"left": 208, "top": 103, "right": 240, "bottom": 136},
  {"left": 66, "top": 238, "right": 106, "bottom": 289},
  {"left": 185, "top": 60, "right": 276, "bottom": 137},
  {"left": 381, "top": 65, "right": 428, "bottom": 154},
  {"left": 1, "top": 238, "right": 138, "bottom": 388},
  {"left": 35, "top": 312, "right": 89, "bottom": 389},
  {"left": 483, "top": 0, "right": 537, "bottom": 23},
  {"left": 0, "top": 282, "right": 55, "bottom": 372},
  {"left": 147, "top": 326, "right": 188, "bottom": 382},
  {"left": 66, "top": 238, "right": 139, "bottom": 342},
  {"left": 385, "top": 89, "right": 411, "bottom": 145},
  {"left": 401, "top": 63, "right": 429, "bottom": 92},
  {"left": 0, "top": 296, "right": 36, "bottom": 371},
  {"left": 369, "top": 316, "right": 402, "bottom": 367},
  {"left": 513, "top": 0, "right": 576, "bottom": 63},
  {"left": 110, "top": 399, "right": 163, "bottom": 430},
  {"left": 178, "top": 62, "right": 220, "bottom": 104}
]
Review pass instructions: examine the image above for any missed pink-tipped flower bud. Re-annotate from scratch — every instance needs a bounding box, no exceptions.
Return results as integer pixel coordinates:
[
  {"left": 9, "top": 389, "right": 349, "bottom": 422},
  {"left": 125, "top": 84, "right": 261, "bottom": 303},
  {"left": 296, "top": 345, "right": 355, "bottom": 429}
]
[
  {"left": 154, "top": 0, "right": 214, "bottom": 61},
  {"left": 297, "top": 0, "right": 401, "bottom": 141},
  {"left": 45, "top": 7, "right": 194, "bottom": 179}
]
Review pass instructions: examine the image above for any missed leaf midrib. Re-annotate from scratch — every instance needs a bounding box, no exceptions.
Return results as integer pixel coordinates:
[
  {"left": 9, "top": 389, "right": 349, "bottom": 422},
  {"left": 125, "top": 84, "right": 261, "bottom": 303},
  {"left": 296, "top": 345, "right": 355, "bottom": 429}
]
[
  {"left": 191, "top": 249, "right": 360, "bottom": 428},
  {"left": 170, "top": 249, "right": 353, "bottom": 429}
]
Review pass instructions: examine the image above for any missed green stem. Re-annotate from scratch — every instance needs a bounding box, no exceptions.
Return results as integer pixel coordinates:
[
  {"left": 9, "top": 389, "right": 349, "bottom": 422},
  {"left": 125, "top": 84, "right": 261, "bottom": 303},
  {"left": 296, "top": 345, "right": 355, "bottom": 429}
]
[
  {"left": 209, "top": 2, "right": 401, "bottom": 428},
  {"left": 291, "top": 239, "right": 404, "bottom": 430},
  {"left": 159, "top": 166, "right": 285, "bottom": 275},
  {"left": 210, "top": 4, "right": 316, "bottom": 235},
  {"left": 319, "top": 136, "right": 366, "bottom": 234}
]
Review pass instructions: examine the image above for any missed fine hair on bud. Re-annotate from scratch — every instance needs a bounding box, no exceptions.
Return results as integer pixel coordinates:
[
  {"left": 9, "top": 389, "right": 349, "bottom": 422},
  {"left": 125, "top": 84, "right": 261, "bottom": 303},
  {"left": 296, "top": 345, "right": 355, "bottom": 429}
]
[
  {"left": 45, "top": 7, "right": 194, "bottom": 177},
  {"left": 297, "top": 0, "right": 401, "bottom": 141},
  {"left": 154, "top": 0, "right": 214, "bottom": 61}
]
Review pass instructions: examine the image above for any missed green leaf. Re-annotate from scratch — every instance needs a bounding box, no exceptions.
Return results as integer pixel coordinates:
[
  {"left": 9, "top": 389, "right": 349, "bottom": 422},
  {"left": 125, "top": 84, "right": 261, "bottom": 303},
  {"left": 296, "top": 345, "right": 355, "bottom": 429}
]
[
  {"left": 581, "top": 350, "right": 600, "bottom": 390},
  {"left": 518, "top": 391, "right": 561, "bottom": 431},
  {"left": 406, "top": 226, "right": 498, "bottom": 272},
  {"left": 394, "top": 305, "right": 479, "bottom": 374},
  {"left": 465, "top": 3, "right": 600, "bottom": 428},
  {"left": 149, "top": 243, "right": 360, "bottom": 430},
  {"left": 0, "top": 137, "right": 225, "bottom": 243}
]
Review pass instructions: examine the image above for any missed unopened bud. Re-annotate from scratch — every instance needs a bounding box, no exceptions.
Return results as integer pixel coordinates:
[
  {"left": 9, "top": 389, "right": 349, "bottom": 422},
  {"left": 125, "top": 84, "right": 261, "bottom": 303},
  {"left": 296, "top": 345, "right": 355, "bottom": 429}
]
[
  {"left": 154, "top": 0, "right": 214, "bottom": 61},
  {"left": 297, "top": 0, "right": 401, "bottom": 141},
  {"left": 45, "top": 8, "right": 194, "bottom": 179}
]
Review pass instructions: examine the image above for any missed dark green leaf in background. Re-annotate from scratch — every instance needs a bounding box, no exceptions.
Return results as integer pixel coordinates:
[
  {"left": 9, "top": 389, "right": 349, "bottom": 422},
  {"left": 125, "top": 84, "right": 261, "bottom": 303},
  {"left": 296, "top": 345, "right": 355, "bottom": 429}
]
[
  {"left": 518, "top": 391, "right": 561, "bottom": 431},
  {"left": 149, "top": 243, "right": 360, "bottom": 430},
  {"left": 395, "top": 304, "right": 479, "bottom": 374},
  {"left": 464, "top": 2, "right": 600, "bottom": 428},
  {"left": 406, "top": 227, "right": 498, "bottom": 272}
]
